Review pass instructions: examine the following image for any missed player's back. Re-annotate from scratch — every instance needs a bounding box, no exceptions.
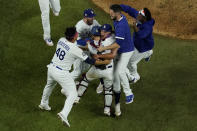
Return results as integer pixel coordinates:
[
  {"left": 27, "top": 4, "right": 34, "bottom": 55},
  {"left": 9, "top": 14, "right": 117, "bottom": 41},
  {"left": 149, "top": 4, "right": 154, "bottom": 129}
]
[{"left": 51, "top": 37, "right": 88, "bottom": 71}]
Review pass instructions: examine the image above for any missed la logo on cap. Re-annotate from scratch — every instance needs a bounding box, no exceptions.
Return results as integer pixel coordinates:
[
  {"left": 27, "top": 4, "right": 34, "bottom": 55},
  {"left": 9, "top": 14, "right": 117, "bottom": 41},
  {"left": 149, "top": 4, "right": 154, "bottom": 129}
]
[
  {"left": 91, "top": 11, "right": 94, "bottom": 14},
  {"left": 85, "top": 13, "right": 87, "bottom": 16},
  {"left": 104, "top": 25, "right": 106, "bottom": 28}
]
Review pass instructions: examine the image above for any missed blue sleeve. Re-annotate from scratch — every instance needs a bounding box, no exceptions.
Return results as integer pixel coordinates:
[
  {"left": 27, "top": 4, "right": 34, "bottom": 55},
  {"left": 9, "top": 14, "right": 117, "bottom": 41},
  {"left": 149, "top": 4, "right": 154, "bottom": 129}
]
[
  {"left": 136, "top": 26, "right": 152, "bottom": 39},
  {"left": 116, "top": 39, "right": 124, "bottom": 46},
  {"left": 115, "top": 25, "right": 125, "bottom": 46},
  {"left": 120, "top": 4, "right": 139, "bottom": 19},
  {"left": 84, "top": 57, "right": 96, "bottom": 65}
]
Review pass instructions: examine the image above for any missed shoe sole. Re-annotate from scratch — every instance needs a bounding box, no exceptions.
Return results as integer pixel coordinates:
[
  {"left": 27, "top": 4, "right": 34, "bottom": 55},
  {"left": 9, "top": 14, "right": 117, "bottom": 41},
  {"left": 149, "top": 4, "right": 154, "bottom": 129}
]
[{"left": 57, "top": 113, "right": 70, "bottom": 127}]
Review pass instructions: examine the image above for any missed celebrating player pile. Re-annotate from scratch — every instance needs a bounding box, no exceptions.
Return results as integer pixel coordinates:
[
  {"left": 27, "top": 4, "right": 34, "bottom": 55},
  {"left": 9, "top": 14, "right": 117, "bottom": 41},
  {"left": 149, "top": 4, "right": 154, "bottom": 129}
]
[{"left": 38, "top": 3, "right": 155, "bottom": 127}]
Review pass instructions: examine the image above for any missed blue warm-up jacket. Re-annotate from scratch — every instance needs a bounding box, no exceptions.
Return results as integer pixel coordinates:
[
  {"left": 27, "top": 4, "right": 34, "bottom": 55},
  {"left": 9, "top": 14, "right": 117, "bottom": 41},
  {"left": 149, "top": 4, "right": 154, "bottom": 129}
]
[{"left": 120, "top": 4, "right": 155, "bottom": 53}]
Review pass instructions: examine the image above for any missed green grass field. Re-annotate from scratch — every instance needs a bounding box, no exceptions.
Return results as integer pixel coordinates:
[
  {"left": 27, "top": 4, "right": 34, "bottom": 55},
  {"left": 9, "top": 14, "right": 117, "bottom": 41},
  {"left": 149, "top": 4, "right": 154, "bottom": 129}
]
[{"left": 0, "top": 0, "right": 197, "bottom": 131}]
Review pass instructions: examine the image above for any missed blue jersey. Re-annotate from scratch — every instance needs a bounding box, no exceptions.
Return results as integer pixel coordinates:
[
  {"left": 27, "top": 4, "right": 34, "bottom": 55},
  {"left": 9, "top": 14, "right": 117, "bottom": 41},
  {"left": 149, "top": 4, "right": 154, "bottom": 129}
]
[
  {"left": 114, "top": 15, "right": 134, "bottom": 54},
  {"left": 120, "top": 4, "right": 155, "bottom": 53}
]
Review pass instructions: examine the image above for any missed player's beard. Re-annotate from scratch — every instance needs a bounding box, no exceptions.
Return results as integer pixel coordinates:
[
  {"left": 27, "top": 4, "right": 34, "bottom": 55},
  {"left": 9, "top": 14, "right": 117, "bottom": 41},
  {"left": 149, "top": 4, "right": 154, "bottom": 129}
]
[
  {"left": 111, "top": 16, "right": 117, "bottom": 21},
  {"left": 87, "top": 19, "right": 93, "bottom": 25}
]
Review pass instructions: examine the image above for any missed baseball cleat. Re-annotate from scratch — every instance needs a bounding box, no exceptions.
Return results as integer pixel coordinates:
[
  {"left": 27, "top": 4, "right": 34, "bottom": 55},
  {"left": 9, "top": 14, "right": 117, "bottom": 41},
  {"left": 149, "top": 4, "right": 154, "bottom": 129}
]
[
  {"left": 129, "top": 77, "right": 136, "bottom": 84},
  {"left": 145, "top": 56, "right": 151, "bottom": 62},
  {"left": 38, "top": 104, "right": 51, "bottom": 111},
  {"left": 104, "top": 107, "right": 111, "bottom": 116},
  {"left": 125, "top": 94, "right": 134, "bottom": 104},
  {"left": 45, "top": 39, "right": 54, "bottom": 46},
  {"left": 133, "top": 76, "right": 140, "bottom": 84},
  {"left": 53, "top": 11, "right": 59, "bottom": 16},
  {"left": 74, "top": 96, "right": 80, "bottom": 104},
  {"left": 96, "top": 83, "right": 103, "bottom": 94},
  {"left": 115, "top": 103, "right": 121, "bottom": 116},
  {"left": 131, "top": 74, "right": 140, "bottom": 84},
  {"left": 57, "top": 112, "right": 70, "bottom": 127}
]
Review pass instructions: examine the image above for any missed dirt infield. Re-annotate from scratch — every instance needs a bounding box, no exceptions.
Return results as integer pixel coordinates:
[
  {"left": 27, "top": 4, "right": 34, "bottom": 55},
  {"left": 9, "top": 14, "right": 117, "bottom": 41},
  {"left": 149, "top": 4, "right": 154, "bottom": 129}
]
[{"left": 92, "top": 0, "right": 197, "bottom": 40}]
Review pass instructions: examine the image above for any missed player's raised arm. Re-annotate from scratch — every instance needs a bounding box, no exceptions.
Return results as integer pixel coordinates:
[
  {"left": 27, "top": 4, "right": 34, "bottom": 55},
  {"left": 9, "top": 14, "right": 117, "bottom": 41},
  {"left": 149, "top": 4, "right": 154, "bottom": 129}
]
[{"left": 120, "top": 4, "right": 138, "bottom": 18}]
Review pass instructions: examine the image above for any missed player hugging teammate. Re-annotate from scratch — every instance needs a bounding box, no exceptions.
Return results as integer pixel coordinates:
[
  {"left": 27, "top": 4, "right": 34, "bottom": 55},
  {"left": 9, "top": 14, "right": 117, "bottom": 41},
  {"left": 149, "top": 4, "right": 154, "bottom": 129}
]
[{"left": 38, "top": 4, "right": 155, "bottom": 127}]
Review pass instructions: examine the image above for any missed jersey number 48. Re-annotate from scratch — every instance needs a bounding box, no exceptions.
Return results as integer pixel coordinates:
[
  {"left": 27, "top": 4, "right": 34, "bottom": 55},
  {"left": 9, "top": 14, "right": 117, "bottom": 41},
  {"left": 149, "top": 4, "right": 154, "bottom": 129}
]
[{"left": 56, "top": 48, "right": 66, "bottom": 60}]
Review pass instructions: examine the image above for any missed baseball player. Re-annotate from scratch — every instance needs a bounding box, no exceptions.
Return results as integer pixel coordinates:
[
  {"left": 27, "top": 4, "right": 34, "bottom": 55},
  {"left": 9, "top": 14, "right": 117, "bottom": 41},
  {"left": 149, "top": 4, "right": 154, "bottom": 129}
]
[
  {"left": 70, "top": 9, "right": 101, "bottom": 82},
  {"left": 38, "top": 0, "right": 61, "bottom": 46},
  {"left": 98, "top": 4, "right": 135, "bottom": 116},
  {"left": 75, "top": 25, "right": 117, "bottom": 116},
  {"left": 120, "top": 4, "right": 155, "bottom": 83},
  {"left": 38, "top": 27, "right": 111, "bottom": 127}
]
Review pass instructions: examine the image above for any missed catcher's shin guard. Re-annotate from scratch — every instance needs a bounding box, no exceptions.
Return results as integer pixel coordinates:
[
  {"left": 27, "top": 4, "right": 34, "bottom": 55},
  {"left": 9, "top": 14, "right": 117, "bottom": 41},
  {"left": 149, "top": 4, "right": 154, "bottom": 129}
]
[
  {"left": 77, "top": 74, "right": 89, "bottom": 97},
  {"left": 104, "top": 86, "right": 113, "bottom": 109}
]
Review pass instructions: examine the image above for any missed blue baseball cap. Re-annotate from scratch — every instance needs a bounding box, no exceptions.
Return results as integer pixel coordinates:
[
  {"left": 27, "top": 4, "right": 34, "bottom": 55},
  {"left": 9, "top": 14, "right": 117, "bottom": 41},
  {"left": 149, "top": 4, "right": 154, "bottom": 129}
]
[
  {"left": 91, "top": 26, "right": 101, "bottom": 36},
  {"left": 100, "top": 24, "right": 112, "bottom": 32},
  {"left": 84, "top": 9, "right": 96, "bottom": 18}
]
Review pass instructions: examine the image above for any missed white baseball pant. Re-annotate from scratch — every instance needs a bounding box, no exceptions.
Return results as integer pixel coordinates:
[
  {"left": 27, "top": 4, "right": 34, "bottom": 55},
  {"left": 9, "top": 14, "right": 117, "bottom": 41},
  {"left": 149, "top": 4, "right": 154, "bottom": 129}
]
[
  {"left": 113, "top": 51, "right": 134, "bottom": 96},
  {"left": 127, "top": 48, "right": 153, "bottom": 80},
  {"left": 38, "top": 0, "right": 61, "bottom": 40},
  {"left": 40, "top": 64, "right": 77, "bottom": 120},
  {"left": 77, "top": 66, "right": 113, "bottom": 107}
]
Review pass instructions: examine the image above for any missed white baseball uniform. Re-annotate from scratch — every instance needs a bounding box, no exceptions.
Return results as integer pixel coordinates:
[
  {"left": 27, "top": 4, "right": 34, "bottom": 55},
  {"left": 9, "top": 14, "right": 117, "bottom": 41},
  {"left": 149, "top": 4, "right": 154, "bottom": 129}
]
[
  {"left": 127, "top": 48, "right": 153, "bottom": 81},
  {"left": 40, "top": 37, "right": 88, "bottom": 121},
  {"left": 70, "top": 19, "right": 100, "bottom": 80},
  {"left": 38, "top": 0, "right": 61, "bottom": 40},
  {"left": 77, "top": 34, "right": 115, "bottom": 110}
]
